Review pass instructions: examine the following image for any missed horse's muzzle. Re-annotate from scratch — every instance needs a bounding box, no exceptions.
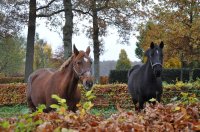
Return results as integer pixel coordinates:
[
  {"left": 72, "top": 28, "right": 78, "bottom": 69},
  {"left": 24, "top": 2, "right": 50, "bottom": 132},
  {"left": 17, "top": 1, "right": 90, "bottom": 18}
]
[
  {"left": 85, "top": 80, "right": 93, "bottom": 90},
  {"left": 80, "top": 75, "right": 93, "bottom": 91},
  {"left": 83, "top": 79, "right": 93, "bottom": 91},
  {"left": 155, "top": 71, "right": 161, "bottom": 77},
  {"left": 153, "top": 65, "right": 162, "bottom": 77}
]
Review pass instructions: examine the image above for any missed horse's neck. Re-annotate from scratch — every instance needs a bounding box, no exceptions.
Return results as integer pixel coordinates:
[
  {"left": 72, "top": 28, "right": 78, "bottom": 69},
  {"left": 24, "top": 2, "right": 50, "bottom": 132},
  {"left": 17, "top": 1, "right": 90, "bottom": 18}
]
[
  {"left": 60, "top": 63, "right": 79, "bottom": 97},
  {"left": 144, "top": 60, "right": 156, "bottom": 81}
]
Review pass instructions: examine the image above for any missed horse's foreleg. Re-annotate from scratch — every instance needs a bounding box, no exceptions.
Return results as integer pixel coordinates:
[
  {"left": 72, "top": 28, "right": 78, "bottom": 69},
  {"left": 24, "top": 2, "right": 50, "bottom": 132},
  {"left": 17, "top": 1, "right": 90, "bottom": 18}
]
[
  {"left": 71, "top": 105, "right": 78, "bottom": 113},
  {"left": 68, "top": 101, "right": 78, "bottom": 113},
  {"left": 156, "top": 95, "right": 161, "bottom": 103},
  {"left": 156, "top": 92, "right": 162, "bottom": 103},
  {"left": 43, "top": 107, "right": 53, "bottom": 113}
]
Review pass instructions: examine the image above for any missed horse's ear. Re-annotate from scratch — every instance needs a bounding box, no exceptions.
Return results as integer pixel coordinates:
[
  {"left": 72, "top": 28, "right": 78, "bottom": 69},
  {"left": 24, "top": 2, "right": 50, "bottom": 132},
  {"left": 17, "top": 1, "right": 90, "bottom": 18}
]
[
  {"left": 150, "top": 42, "right": 154, "bottom": 49},
  {"left": 86, "top": 46, "right": 90, "bottom": 56},
  {"left": 144, "top": 49, "right": 149, "bottom": 57},
  {"left": 159, "top": 41, "right": 164, "bottom": 49},
  {"left": 73, "top": 44, "right": 79, "bottom": 56}
]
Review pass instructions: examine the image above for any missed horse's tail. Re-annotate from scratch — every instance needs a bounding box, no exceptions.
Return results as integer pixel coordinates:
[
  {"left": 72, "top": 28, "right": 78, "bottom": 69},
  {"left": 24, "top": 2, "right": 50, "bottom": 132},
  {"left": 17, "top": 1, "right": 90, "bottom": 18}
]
[
  {"left": 27, "top": 70, "right": 41, "bottom": 97},
  {"left": 27, "top": 73, "right": 37, "bottom": 112},
  {"left": 128, "top": 68, "right": 134, "bottom": 78}
]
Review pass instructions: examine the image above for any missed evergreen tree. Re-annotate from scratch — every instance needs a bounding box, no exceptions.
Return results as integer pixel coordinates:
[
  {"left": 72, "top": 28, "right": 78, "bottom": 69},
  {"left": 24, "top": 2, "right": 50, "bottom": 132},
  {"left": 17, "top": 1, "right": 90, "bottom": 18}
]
[{"left": 116, "top": 49, "right": 131, "bottom": 70}]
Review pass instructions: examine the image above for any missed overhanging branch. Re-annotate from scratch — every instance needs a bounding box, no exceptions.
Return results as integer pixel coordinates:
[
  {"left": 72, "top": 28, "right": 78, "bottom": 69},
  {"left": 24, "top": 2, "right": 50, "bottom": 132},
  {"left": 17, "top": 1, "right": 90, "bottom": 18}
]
[
  {"left": 36, "top": 9, "right": 64, "bottom": 17},
  {"left": 72, "top": 9, "right": 93, "bottom": 16},
  {"left": 36, "top": 0, "right": 57, "bottom": 11}
]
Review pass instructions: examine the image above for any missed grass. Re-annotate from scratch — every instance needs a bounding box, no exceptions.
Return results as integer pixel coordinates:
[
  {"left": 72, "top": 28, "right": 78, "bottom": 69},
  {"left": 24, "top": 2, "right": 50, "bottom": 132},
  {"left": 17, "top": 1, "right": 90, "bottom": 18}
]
[
  {"left": 90, "top": 106, "right": 118, "bottom": 118},
  {"left": 0, "top": 104, "right": 118, "bottom": 119},
  {"left": 0, "top": 104, "right": 29, "bottom": 118}
]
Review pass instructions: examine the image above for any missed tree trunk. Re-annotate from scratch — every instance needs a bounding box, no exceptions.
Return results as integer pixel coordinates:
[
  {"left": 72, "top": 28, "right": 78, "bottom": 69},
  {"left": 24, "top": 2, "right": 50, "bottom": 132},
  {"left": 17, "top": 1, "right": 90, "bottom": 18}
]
[
  {"left": 92, "top": 0, "right": 100, "bottom": 83},
  {"left": 63, "top": 0, "right": 73, "bottom": 59},
  {"left": 24, "top": 0, "right": 36, "bottom": 82}
]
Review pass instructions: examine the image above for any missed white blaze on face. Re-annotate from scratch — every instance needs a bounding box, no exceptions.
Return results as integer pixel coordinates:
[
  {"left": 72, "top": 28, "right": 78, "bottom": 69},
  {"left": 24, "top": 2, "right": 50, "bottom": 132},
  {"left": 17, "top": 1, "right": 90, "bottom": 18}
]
[
  {"left": 84, "top": 57, "right": 89, "bottom": 62},
  {"left": 85, "top": 71, "right": 91, "bottom": 76},
  {"left": 156, "top": 50, "right": 159, "bottom": 55},
  {"left": 156, "top": 50, "right": 161, "bottom": 62}
]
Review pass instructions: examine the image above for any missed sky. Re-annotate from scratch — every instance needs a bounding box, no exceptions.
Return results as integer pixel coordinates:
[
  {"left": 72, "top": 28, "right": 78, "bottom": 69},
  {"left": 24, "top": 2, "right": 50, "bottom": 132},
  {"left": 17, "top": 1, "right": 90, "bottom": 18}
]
[{"left": 35, "top": 19, "right": 140, "bottom": 62}]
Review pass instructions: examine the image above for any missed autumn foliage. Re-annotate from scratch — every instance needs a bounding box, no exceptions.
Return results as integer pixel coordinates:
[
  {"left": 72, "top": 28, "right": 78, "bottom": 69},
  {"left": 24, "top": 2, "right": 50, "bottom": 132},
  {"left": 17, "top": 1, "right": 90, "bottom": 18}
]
[
  {"left": 0, "top": 83, "right": 200, "bottom": 107},
  {"left": 0, "top": 102, "right": 199, "bottom": 131},
  {"left": 136, "top": 0, "right": 200, "bottom": 68},
  {"left": 0, "top": 83, "right": 26, "bottom": 105}
]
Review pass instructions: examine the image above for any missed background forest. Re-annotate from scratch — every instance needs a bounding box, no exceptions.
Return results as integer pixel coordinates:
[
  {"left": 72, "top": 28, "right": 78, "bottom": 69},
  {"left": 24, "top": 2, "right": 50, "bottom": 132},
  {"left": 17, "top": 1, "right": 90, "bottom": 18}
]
[{"left": 0, "top": 0, "right": 199, "bottom": 81}]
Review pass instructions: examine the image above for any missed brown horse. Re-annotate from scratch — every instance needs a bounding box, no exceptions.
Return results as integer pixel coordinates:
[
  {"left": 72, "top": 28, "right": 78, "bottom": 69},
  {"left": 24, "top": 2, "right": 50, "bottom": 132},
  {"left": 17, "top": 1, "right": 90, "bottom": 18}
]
[{"left": 27, "top": 45, "right": 93, "bottom": 112}]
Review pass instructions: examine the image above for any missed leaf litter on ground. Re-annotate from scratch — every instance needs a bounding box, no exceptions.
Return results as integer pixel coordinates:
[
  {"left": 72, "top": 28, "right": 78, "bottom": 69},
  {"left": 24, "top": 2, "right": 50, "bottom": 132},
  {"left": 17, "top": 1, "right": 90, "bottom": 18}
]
[{"left": 0, "top": 102, "right": 199, "bottom": 132}]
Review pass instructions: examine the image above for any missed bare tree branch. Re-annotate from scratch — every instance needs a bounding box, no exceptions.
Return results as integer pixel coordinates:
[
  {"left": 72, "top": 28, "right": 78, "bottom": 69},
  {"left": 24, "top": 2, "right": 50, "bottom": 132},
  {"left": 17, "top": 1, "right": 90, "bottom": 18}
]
[
  {"left": 36, "top": 0, "right": 57, "bottom": 11},
  {"left": 73, "top": 9, "right": 93, "bottom": 16},
  {"left": 36, "top": 9, "right": 64, "bottom": 17}
]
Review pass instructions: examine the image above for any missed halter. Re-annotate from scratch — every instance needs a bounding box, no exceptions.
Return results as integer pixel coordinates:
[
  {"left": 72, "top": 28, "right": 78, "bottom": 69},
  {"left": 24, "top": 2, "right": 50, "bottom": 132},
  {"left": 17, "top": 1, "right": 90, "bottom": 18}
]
[
  {"left": 73, "top": 53, "right": 92, "bottom": 78},
  {"left": 149, "top": 58, "right": 162, "bottom": 69},
  {"left": 73, "top": 66, "right": 91, "bottom": 78}
]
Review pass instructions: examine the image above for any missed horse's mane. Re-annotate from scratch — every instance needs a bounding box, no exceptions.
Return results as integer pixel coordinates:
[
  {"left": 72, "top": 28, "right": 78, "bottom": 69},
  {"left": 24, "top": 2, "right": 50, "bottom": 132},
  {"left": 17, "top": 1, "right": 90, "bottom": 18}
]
[{"left": 59, "top": 54, "right": 74, "bottom": 71}]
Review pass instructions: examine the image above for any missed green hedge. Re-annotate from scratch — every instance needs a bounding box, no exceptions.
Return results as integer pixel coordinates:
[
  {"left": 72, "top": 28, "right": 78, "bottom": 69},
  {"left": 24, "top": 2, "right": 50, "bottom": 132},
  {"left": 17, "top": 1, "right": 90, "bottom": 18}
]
[
  {"left": 162, "top": 69, "right": 190, "bottom": 83},
  {"left": 193, "top": 69, "right": 200, "bottom": 80},
  {"left": 109, "top": 69, "right": 200, "bottom": 84},
  {"left": 109, "top": 70, "right": 128, "bottom": 83}
]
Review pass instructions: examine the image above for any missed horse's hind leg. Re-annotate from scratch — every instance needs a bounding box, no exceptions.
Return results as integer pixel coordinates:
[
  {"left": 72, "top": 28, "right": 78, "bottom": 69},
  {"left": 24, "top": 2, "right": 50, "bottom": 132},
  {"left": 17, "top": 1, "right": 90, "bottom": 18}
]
[
  {"left": 132, "top": 98, "right": 138, "bottom": 111},
  {"left": 138, "top": 97, "right": 144, "bottom": 110}
]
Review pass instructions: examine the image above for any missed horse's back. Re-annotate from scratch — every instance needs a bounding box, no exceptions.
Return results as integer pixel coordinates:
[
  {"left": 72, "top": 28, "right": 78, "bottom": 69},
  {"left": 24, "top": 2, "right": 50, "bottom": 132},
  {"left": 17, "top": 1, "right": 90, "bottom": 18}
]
[
  {"left": 27, "top": 68, "right": 56, "bottom": 108},
  {"left": 28, "top": 68, "right": 56, "bottom": 89},
  {"left": 128, "top": 65, "right": 142, "bottom": 92},
  {"left": 128, "top": 65, "right": 141, "bottom": 78}
]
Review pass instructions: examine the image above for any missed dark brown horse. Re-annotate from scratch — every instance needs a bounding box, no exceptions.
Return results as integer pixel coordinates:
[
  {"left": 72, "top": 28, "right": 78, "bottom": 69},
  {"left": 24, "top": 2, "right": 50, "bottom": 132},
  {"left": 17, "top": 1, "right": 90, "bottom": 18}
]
[
  {"left": 27, "top": 45, "right": 93, "bottom": 112},
  {"left": 128, "top": 41, "right": 164, "bottom": 110}
]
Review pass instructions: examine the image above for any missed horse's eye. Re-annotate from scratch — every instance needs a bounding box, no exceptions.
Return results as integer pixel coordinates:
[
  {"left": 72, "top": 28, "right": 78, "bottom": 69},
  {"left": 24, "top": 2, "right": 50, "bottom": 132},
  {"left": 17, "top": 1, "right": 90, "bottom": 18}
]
[{"left": 77, "top": 61, "right": 82, "bottom": 65}]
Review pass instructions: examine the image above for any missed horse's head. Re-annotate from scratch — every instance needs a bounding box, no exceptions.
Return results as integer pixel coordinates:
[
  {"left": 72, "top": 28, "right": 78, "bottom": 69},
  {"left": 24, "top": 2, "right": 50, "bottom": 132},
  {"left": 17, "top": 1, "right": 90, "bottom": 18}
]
[
  {"left": 145, "top": 41, "right": 164, "bottom": 77},
  {"left": 73, "top": 45, "right": 93, "bottom": 91}
]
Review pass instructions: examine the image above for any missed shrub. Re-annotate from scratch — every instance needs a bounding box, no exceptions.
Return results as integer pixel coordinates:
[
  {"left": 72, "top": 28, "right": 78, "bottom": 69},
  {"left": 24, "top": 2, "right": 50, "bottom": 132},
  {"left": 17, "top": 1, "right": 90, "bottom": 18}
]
[
  {"left": 162, "top": 69, "right": 189, "bottom": 83},
  {"left": 109, "top": 70, "right": 128, "bottom": 83},
  {"left": 193, "top": 68, "right": 200, "bottom": 80},
  {"left": 0, "top": 77, "right": 24, "bottom": 84},
  {"left": 0, "top": 83, "right": 26, "bottom": 105},
  {"left": 100, "top": 76, "right": 109, "bottom": 84},
  {"left": 109, "top": 69, "right": 200, "bottom": 84},
  {"left": 0, "top": 83, "right": 199, "bottom": 108}
]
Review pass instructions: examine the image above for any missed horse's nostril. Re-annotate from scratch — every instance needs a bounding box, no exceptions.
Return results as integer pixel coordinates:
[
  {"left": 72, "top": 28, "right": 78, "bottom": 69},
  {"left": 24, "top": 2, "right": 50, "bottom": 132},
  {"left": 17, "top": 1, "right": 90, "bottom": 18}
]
[
  {"left": 86, "top": 81, "right": 93, "bottom": 87},
  {"left": 89, "top": 82, "right": 93, "bottom": 87}
]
